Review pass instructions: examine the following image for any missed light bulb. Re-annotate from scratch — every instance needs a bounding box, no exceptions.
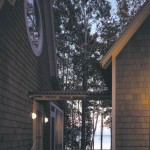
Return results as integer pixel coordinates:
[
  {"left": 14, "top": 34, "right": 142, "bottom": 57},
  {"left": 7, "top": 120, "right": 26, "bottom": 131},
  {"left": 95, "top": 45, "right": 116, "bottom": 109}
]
[
  {"left": 31, "top": 113, "right": 37, "bottom": 120},
  {"left": 44, "top": 117, "right": 48, "bottom": 123}
]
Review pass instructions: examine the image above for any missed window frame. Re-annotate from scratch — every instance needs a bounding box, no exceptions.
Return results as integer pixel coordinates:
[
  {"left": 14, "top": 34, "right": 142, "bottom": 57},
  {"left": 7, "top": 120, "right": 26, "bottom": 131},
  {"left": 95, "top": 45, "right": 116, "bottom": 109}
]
[{"left": 24, "top": 0, "right": 44, "bottom": 56}]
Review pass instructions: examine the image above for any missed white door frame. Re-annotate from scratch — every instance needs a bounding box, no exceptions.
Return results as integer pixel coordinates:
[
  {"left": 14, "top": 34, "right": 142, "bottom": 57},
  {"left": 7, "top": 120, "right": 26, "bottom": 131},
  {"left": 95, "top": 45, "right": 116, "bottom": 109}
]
[{"left": 50, "top": 102, "right": 64, "bottom": 150}]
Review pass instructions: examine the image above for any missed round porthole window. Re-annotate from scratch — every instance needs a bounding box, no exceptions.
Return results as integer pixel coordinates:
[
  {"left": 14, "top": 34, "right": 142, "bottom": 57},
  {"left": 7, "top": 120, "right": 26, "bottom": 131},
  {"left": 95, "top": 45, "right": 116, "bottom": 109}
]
[{"left": 25, "top": 0, "right": 43, "bottom": 56}]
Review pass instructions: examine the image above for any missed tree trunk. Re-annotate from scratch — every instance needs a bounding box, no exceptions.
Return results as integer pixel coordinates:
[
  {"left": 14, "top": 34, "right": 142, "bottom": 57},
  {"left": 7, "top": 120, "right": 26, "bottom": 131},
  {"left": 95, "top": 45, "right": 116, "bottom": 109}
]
[
  {"left": 81, "top": 15, "right": 88, "bottom": 150},
  {"left": 92, "top": 106, "right": 95, "bottom": 150},
  {"left": 100, "top": 109, "right": 103, "bottom": 150},
  {"left": 81, "top": 99, "right": 86, "bottom": 150}
]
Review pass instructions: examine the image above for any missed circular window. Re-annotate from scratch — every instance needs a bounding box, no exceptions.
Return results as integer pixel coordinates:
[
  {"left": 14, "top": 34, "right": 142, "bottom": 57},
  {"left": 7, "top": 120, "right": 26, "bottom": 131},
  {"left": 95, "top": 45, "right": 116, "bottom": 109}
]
[{"left": 25, "top": 0, "right": 43, "bottom": 56}]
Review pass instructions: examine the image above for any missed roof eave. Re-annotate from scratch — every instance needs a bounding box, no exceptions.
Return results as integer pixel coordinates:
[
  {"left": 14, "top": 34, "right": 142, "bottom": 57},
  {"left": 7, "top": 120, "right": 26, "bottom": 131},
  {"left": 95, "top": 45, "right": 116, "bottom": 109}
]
[
  {"left": 100, "top": 56, "right": 112, "bottom": 69},
  {"left": 100, "top": 0, "right": 150, "bottom": 69}
]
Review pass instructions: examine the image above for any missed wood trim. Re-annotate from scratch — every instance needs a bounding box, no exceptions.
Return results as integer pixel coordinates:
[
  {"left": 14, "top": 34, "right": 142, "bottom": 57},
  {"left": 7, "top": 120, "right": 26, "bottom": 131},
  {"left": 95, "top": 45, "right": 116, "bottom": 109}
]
[
  {"left": 112, "top": 56, "right": 116, "bottom": 150},
  {"left": 33, "top": 101, "right": 43, "bottom": 150},
  {"left": 29, "top": 92, "right": 111, "bottom": 101},
  {"left": 43, "top": 0, "right": 58, "bottom": 77}
]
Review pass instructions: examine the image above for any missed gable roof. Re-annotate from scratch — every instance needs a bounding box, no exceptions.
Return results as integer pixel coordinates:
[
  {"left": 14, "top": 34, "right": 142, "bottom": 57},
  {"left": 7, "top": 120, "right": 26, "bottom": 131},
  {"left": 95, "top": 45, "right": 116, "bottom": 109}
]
[{"left": 100, "top": 0, "right": 150, "bottom": 69}]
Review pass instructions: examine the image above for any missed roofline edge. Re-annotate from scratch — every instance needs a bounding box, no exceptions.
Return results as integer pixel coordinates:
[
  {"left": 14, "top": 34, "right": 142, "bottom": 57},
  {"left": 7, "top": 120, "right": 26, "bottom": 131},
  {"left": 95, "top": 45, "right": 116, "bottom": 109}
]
[{"left": 99, "top": 0, "right": 150, "bottom": 69}]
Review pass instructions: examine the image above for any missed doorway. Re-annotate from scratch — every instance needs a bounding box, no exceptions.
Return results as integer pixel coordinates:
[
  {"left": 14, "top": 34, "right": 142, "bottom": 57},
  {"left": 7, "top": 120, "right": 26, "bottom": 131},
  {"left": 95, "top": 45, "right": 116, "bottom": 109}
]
[{"left": 50, "top": 102, "right": 64, "bottom": 150}]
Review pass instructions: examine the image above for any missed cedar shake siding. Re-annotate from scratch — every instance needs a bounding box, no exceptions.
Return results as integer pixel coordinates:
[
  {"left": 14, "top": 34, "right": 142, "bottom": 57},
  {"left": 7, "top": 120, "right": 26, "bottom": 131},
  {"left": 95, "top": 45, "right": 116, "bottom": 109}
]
[
  {"left": 116, "top": 16, "right": 150, "bottom": 150},
  {"left": 0, "top": 1, "right": 52, "bottom": 150}
]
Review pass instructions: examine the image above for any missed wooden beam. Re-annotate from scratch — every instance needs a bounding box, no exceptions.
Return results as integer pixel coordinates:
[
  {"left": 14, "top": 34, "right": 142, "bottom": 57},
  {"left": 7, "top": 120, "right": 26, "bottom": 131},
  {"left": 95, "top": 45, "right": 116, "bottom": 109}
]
[{"left": 29, "top": 93, "right": 111, "bottom": 101}]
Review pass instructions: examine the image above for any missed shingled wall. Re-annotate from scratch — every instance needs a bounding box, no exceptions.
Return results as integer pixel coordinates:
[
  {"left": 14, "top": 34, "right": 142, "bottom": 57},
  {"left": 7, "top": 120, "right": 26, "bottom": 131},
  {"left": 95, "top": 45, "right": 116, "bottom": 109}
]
[
  {"left": 0, "top": 1, "right": 52, "bottom": 149},
  {"left": 116, "top": 16, "right": 150, "bottom": 150}
]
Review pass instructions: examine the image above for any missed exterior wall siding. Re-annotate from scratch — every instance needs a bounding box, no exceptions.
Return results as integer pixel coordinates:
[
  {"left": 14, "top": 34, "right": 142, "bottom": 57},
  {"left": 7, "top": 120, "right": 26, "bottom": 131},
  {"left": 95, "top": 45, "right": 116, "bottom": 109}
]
[
  {"left": 116, "top": 16, "right": 150, "bottom": 150},
  {"left": 0, "top": 1, "right": 52, "bottom": 149}
]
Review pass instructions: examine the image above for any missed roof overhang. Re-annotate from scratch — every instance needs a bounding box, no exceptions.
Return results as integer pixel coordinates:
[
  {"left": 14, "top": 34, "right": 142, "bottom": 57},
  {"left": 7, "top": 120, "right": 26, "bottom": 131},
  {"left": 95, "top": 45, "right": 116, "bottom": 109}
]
[
  {"left": 29, "top": 91, "right": 111, "bottom": 101},
  {"left": 100, "top": 0, "right": 150, "bottom": 69}
]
